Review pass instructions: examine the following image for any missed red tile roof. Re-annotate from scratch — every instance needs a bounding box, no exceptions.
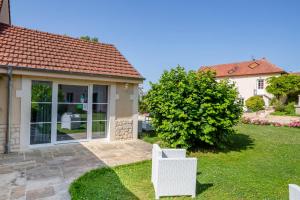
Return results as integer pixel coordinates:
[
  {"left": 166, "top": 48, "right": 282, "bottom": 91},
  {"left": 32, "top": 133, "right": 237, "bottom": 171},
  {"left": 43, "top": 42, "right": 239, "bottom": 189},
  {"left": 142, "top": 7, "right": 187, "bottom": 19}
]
[
  {"left": 199, "top": 58, "right": 285, "bottom": 78},
  {"left": 0, "top": 23, "right": 143, "bottom": 79},
  {"left": 291, "top": 72, "right": 300, "bottom": 75}
]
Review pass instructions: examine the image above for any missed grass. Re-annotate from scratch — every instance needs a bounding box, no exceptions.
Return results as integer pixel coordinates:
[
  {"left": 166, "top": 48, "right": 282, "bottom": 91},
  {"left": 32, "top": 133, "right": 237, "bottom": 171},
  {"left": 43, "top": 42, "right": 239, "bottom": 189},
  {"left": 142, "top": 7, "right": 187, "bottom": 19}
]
[
  {"left": 69, "top": 124, "right": 300, "bottom": 199},
  {"left": 139, "top": 131, "right": 160, "bottom": 144},
  {"left": 271, "top": 111, "right": 300, "bottom": 117}
]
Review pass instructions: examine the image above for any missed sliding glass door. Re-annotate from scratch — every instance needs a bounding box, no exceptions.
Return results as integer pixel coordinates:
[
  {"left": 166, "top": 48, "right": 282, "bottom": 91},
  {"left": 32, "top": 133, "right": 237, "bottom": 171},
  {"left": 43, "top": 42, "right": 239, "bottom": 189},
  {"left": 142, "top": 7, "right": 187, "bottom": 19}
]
[
  {"left": 57, "top": 84, "right": 88, "bottom": 141},
  {"left": 30, "top": 81, "right": 109, "bottom": 145}
]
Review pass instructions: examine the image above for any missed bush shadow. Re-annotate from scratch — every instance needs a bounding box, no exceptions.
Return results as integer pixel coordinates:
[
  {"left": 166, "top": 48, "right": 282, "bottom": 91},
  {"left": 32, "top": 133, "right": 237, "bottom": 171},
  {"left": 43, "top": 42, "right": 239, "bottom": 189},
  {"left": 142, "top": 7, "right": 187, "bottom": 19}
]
[{"left": 191, "top": 133, "right": 254, "bottom": 154}]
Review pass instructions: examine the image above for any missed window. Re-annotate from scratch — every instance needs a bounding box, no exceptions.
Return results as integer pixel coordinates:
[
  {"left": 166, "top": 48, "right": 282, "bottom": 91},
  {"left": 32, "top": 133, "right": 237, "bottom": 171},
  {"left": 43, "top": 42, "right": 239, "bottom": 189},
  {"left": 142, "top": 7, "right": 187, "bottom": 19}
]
[
  {"left": 30, "top": 81, "right": 52, "bottom": 145},
  {"left": 57, "top": 84, "right": 88, "bottom": 141},
  {"left": 257, "top": 79, "right": 264, "bottom": 90},
  {"left": 92, "top": 85, "right": 108, "bottom": 139}
]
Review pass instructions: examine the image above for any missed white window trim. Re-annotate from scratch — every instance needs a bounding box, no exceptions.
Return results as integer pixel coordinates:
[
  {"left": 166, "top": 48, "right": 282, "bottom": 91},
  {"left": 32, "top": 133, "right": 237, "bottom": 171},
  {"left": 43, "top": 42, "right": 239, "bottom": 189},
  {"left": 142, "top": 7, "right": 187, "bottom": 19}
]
[{"left": 257, "top": 79, "right": 264, "bottom": 90}]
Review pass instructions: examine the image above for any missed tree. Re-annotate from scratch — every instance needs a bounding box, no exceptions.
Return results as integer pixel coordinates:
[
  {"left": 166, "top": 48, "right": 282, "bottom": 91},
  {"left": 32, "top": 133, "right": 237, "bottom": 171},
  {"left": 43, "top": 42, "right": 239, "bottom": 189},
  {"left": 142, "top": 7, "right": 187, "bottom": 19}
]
[
  {"left": 139, "top": 96, "right": 147, "bottom": 114},
  {"left": 266, "top": 74, "right": 300, "bottom": 103},
  {"left": 245, "top": 96, "right": 265, "bottom": 112},
  {"left": 80, "top": 36, "right": 99, "bottom": 43},
  {"left": 144, "top": 66, "right": 243, "bottom": 149}
]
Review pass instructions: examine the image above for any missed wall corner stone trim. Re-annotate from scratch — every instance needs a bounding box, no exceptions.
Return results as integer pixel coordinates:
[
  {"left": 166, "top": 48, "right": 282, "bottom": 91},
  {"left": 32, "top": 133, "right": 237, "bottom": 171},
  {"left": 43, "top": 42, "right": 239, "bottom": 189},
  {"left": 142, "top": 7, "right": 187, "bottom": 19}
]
[
  {"left": 114, "top": 119, "right": 133, "bottom": 140},
  {"left": 0, "top": 124, "right": 20, "bottom": 153}
]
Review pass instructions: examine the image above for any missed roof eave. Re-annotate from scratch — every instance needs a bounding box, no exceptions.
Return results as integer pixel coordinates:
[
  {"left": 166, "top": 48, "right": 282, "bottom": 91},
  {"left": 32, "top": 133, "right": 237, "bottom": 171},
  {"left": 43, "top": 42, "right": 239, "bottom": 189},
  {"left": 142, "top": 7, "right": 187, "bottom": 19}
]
[
  {"left": 215, "top": 71, "right": 286, "bottom": 78},
  {"left": 0, "top": 64, "right": 145, "bottom": 82}
]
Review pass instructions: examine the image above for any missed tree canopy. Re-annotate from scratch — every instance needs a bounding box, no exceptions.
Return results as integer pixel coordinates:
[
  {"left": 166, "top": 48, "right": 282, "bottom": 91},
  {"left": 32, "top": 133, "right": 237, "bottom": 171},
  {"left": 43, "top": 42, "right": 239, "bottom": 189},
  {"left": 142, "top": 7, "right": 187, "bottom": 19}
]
[
  {"left": 266, "top": 74, "right": 300, "bottom": 102},
  {"left": 80, "top": 36, "right": 99, "bottom": 43}
]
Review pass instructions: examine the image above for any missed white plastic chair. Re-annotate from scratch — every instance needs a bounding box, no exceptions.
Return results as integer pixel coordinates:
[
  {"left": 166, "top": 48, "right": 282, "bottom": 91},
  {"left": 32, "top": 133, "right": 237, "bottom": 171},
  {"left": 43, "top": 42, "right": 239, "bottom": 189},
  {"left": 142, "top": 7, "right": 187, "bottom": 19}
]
[
  {"left": 289, "top": 184, "right": 300, "bottom": 200},
  {"left": 151, "top": 144, "right": 197, "bottom": 199}
]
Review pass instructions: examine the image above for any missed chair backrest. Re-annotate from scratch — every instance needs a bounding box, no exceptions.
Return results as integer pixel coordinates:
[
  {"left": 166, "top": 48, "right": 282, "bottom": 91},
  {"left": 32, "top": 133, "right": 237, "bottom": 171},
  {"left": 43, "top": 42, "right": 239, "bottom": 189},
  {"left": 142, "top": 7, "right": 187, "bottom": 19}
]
[{"left": 162, "top": 149, "right": 186, "bottom": 158}]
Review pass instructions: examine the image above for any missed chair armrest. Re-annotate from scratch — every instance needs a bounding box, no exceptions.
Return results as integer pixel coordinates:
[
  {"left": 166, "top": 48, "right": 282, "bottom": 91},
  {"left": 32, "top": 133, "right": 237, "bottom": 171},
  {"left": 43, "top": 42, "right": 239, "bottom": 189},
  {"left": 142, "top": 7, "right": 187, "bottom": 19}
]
[{"left": 162, "top": 149, "right": 186, "bottom": 158}]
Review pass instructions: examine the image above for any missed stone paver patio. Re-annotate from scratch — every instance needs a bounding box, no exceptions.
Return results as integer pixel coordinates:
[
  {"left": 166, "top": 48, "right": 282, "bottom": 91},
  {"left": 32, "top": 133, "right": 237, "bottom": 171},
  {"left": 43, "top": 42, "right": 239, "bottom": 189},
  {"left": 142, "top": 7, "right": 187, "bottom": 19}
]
[{"left": 0, "top": 139, "right": 152, "bottom": 200}]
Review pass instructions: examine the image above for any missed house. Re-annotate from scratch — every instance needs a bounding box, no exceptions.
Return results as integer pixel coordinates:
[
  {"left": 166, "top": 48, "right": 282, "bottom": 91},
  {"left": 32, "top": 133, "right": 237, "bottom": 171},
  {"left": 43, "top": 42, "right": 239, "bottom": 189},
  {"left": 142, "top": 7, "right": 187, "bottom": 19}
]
[
  {"left": 0, "top": 0, "right": 144, "bottom": 153},
  {"left": 199, "top": 58, "right": 286, "bottom": 107}
]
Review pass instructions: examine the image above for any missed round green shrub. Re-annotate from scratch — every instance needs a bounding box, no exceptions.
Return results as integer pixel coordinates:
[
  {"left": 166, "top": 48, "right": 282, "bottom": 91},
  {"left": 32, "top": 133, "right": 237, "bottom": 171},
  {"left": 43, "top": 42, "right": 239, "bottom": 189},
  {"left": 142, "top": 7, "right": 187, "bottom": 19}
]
[
  {"left": 144, "top": 66, "right": 243, "bottom": 149},
  {"left": 284, "top": 102, "right": 296, "bottom": 115},
  {"left": 245, "top": 96, "right": 265, "bottom": 112}
]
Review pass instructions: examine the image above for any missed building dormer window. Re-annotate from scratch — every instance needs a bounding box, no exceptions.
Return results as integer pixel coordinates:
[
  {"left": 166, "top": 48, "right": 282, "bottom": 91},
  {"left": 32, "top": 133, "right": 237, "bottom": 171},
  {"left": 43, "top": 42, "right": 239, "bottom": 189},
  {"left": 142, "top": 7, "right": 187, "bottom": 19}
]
[{"left": 257, "top": 79, "right": 264, "bottom": 89}]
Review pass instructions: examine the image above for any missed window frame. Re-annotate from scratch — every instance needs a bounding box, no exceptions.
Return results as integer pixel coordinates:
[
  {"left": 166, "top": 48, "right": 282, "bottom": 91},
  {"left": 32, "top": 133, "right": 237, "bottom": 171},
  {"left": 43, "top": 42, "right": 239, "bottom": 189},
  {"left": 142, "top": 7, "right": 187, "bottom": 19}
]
[
  {"left": 257, "top": 79, "right": 264, "bottom": 90},
  {"left": 30, "top": 80, "right": 53, "bottom": 145},
  {"left": 92, "top": 85, "right": 109, "bottom": 139},
  {"left": 28, "top": 81, "right": 110, "bottom": 147}
]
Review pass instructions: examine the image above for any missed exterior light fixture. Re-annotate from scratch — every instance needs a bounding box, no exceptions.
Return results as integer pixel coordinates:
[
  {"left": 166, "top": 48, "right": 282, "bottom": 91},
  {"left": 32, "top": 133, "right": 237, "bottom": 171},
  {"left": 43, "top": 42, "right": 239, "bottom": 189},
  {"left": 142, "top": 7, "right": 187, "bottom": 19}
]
[{"left": 125, "top": 83, "right": 129, "bottom": 89}]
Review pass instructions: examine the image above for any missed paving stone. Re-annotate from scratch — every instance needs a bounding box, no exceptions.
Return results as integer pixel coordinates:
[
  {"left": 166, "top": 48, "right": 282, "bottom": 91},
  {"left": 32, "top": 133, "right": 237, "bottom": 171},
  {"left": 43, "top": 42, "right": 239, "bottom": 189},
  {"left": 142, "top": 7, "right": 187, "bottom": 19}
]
[
  {"left": 0, "top": 139, "right": 152, "bottom": 200},
  {"left": 26, "top": 186, "right": 55, "bottom": 200},
  {"left": 10, "top": 186, "right": 25, "bottom": 199}
]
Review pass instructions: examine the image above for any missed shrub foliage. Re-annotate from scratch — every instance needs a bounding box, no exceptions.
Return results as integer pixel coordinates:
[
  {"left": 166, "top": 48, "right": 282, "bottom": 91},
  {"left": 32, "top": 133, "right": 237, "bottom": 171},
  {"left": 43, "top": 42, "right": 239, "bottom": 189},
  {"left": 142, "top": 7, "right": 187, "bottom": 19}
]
[
  {"left": 266, "top": 74, "right": 300, "bottom": 104},
  {"left": 144, "top": 66, "right": 243, "bottom": 149},
  {"left": 245, "top": 96, "right": 265, "bottom": 112}
]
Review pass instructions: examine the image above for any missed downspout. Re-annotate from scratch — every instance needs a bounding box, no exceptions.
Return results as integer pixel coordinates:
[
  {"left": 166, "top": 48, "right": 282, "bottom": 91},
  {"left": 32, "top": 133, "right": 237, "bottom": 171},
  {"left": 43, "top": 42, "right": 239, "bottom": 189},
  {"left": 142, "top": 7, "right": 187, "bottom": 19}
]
[{"left": 4, "top": 66, "right": 12, "bottom": 154}]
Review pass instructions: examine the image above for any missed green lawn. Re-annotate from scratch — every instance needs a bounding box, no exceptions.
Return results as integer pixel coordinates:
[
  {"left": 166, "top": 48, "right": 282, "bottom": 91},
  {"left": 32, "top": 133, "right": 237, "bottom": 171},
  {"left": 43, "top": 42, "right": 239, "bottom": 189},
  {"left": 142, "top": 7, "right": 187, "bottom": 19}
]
[
  {"left": 69, "top": 124, "right": 300, "bottom": 199},
  {"left": 271, "top": 111, "right": 300, "bottom": 117}
]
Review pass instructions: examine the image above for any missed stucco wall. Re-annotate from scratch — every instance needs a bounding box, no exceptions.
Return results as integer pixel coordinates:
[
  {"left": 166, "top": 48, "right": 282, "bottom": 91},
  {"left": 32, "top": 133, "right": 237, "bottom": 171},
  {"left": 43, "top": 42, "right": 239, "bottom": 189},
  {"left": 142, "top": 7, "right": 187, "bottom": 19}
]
[
  {"left": 217, "top": 74, "right": 281, "bottom": 106},
  {"left": 0, "top": 0, "right": 10, "bottom": 24},
  {"left": 0, "top": 75, "right": 22, "bottom": 125},
  {"left": 116, "top": 83, "right": 134, "bottom": 119},
  {"left": 0, "top": 75, "right": 22, "bottom": 152}
]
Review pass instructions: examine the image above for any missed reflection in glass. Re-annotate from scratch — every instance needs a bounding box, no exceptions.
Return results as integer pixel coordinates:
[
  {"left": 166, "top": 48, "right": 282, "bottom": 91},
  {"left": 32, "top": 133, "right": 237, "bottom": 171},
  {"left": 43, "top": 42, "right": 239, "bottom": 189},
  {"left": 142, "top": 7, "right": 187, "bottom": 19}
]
[
  {"left": 30, "top": 123, "right": 51, "bottom": 144},
  {"left": 58, "top": 85, "right": 88, "bottom": 103},
  {"left": 57, "top": 122, "right": 87, "bottom": 141},
  {"left": 30, "top": 81, "right": 52, "bottom": 145},
  {"left": 92, "top": 104, "right": 107, "bottom": 121},
  {"left": 57, "top": 84, "right": 88, "bottom": 141},
  {"left": 31, "top": 103, "right": 52, "bottom": 123},
  {"left": 31, "top": 81, "right": 52, "bottom": 102},
  {"left": 57, "top": 104, "right": 87, "bottom": 122},
  {"left": 93, "top": 85, "right": 108, "bottom": 103},
  {"left": 92, "top": 121, "right": 106, "bottom": 139}
]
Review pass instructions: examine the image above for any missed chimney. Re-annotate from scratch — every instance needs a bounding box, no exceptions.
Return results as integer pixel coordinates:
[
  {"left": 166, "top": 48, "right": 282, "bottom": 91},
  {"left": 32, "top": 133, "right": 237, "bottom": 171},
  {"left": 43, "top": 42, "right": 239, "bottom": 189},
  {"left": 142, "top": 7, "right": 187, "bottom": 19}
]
[{"left": 0, "top": 0, "right": 11, "bottom": 25}]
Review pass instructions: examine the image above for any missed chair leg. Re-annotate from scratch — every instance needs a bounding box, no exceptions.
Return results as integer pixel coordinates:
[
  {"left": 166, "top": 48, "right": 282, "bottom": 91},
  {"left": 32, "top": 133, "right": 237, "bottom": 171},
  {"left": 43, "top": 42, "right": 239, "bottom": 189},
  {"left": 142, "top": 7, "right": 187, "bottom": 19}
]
[{"left": 155, "top": 193, "right": 160, "bottom": 200}]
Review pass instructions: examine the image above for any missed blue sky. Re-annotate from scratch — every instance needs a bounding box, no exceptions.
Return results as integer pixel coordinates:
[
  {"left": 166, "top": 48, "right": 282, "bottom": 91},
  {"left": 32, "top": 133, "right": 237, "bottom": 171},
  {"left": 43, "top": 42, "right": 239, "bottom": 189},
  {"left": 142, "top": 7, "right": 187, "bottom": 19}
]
[{"left": 11, "top": 0, "right": 300, "bottom": 90}]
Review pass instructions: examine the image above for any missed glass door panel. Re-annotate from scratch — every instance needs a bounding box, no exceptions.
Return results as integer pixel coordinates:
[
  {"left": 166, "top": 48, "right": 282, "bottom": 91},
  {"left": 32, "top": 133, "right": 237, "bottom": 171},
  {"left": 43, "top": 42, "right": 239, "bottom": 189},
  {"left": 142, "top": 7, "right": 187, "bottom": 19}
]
[
  {"left": 92, "top": 85, "right": 108, "bottom": 139},
  {"left": 30, "top": 81, "right": 52, "bottom": 144},
  {"left": 57, "top": 84, "right": 88, "bottom": 141}
]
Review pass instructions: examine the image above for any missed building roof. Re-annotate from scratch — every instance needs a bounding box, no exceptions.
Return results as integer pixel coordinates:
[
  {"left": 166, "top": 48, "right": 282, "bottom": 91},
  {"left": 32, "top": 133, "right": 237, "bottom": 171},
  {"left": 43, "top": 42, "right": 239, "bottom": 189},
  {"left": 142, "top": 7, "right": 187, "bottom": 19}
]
[
  {"left": 0, "top": 23, "right": 143, "bottom": 79},
  {"left": 199, "top": 58, "right": 285, "bottom": 78},
  {"left": 291, "top": 72, "right": 300, "bottom": 75},
  {"left": 0, "top": 0, "right": 3, "bottom": 12}
]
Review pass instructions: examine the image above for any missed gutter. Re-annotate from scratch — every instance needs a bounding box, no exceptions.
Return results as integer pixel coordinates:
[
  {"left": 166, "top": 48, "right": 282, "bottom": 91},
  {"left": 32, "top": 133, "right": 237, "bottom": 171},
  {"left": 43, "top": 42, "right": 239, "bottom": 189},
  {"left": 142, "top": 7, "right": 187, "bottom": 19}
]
[
  {"left": 4, "top": 66, "right": 12, "bottom": 153},
  {"left": 0, "top": 65, "right": 145, "bottom": 82}
]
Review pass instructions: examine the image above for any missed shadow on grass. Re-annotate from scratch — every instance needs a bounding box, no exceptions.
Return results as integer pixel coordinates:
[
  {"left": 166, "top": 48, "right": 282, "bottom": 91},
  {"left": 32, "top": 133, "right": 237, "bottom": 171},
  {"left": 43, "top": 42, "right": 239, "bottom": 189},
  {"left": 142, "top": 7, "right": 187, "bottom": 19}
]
[
  {"left": 225, "top": 133, "right": 255, "bottom": 152},
  {"left": 196, "top": 181, "right": 213, "bottom": 195},
  {"left": 69, "top": 167, "right": 139, "bottom": 200},
  {"left": 191, "top": 133, "right": 255, "bottom": 154},
  {"left": 141, "top": 130, "right": 255, "bottom": 154}
]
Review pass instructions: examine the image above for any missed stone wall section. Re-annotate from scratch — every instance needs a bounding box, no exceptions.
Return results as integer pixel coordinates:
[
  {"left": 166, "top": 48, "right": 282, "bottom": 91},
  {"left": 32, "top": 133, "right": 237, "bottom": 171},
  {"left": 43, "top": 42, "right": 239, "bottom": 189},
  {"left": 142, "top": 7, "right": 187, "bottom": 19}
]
[
  {"left": 0, "top": 124, "right": 20, "bottom": 153},
  {"left": 114, "top": 119, "right": 133, "bottom": 140}
]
